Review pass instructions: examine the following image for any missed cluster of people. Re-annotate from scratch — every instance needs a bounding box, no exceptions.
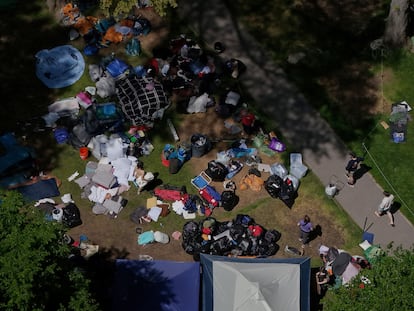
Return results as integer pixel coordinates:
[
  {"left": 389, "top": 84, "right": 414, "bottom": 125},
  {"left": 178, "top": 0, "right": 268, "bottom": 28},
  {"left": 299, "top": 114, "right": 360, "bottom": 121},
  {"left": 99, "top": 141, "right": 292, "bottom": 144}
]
[{"left": 344, "top": 152, "right": 396, "bottom": 226}]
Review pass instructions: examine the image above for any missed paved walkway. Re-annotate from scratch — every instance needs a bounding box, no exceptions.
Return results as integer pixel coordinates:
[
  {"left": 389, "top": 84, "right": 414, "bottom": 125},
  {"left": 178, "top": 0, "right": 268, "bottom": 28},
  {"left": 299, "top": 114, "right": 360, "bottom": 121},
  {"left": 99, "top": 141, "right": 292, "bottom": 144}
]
[{"left": 181, "top": 0, "right": 414, "bottom": 249}]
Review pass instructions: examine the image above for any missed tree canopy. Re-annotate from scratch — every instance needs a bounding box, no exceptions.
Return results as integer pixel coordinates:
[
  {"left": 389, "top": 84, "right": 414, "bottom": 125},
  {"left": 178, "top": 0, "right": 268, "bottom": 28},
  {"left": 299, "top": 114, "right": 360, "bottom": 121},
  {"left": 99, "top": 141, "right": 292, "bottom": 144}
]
[
  {"left": 99, "top": 0, "right": 178, "bottom": 18},
  {"left": 322, "top": 246, "right": 414, "bottom": 311},
  {"left": 0, "top": 190, "right": 99, "bottom": 311}
]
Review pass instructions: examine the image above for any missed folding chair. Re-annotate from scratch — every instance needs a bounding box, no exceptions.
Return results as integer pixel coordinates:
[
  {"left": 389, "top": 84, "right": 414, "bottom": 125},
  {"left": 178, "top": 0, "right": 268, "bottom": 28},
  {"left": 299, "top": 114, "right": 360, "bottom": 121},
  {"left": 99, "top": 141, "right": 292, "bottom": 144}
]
[
  {"left": 325, "top": 175, "right": 345, "bottom": 198},
  {"left": 191, "top": 171, "right": 212, "bottom": 190},
  {"left": 362, "top": 217, "right": 374, "bottom": 244},
  {"left": 329, "top": 175, "right": 345, "bottom": 192},
  {"left": 289, "top": 153, "right": 308, "bottom": 179}
]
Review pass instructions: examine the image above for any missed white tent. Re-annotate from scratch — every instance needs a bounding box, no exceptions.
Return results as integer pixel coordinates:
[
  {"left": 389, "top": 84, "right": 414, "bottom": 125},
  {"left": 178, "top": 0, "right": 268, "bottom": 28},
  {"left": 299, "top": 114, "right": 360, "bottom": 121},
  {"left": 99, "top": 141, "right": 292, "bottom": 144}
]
[{"left": 201, "top": 254, "right": 311, "bottom": 311}]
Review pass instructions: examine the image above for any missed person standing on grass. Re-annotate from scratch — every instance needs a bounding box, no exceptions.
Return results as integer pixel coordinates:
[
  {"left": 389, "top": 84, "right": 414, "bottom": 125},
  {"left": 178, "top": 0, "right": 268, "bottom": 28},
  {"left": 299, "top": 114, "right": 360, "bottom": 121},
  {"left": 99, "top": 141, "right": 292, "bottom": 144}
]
[
  {"left": 298, "top": 215, "right": 313, "bottom": 246},
  {"left": 345, "top": 152, "right": 364, "bottom": 186},
  {"left": 375, "top": 191, "right": 395, "bottom": 226}
]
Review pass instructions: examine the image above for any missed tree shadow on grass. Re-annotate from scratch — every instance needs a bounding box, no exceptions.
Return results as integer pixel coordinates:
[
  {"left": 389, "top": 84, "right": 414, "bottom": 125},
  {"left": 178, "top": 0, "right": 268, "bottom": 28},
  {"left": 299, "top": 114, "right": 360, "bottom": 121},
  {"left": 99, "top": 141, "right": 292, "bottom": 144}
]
[{"left": 0, "top": 0, "right": 72, "bottom": 172}]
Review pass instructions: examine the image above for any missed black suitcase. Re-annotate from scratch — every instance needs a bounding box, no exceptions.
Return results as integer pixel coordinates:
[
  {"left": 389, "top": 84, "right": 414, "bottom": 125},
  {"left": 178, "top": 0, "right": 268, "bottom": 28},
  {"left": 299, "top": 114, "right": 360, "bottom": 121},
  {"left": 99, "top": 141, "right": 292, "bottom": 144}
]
[{"left": 205, "top": 160, "right": 228, "bottom": 182}]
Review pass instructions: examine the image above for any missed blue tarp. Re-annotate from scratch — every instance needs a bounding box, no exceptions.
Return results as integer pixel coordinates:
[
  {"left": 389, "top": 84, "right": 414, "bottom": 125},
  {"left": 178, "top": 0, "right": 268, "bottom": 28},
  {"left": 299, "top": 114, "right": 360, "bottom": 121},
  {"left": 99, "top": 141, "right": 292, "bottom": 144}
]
[
  {"left": 0, "top": 133, "right": 36, "bottom": 189},
  {"left": 106, "top": 58, "right": 130, "bottom": 78},
  {"left": 35, "top": 45, "right": 85, "bottom": 88},
  {"left": 112, "top": 259, "right": 200, "bottom": 311},
  {"left": 16, "top": 178, "right": 60, "bottom": 202}
]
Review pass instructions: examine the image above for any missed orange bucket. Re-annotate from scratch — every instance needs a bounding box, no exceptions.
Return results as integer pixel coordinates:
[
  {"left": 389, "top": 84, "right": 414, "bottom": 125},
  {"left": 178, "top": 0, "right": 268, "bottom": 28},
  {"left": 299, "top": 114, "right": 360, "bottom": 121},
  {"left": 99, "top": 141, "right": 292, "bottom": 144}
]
[{"left": 79, "top": 147, "right": 89, "bottom": 160}]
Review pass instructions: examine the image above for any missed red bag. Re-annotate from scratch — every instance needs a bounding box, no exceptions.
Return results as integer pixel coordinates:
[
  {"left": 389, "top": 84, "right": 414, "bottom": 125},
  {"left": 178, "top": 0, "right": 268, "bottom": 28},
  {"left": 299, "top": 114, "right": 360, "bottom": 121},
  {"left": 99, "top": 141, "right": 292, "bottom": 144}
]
[{"left": 154, "top": 188, "right": 189, "bottom": 202}]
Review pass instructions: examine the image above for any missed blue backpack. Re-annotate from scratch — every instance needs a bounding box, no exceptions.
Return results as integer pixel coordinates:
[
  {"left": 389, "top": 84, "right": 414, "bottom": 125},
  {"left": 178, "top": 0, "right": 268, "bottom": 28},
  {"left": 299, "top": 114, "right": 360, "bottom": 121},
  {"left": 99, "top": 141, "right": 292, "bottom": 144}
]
[{"left": 54, "top": 127, "right": 69, "bottom": 144}]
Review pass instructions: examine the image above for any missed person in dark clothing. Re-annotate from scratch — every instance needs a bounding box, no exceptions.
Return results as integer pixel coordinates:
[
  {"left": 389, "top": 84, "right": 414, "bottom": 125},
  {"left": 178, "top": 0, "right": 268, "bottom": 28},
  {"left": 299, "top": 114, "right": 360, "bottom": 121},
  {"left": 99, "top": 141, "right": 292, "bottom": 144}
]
[
  {"left": 345, "top": 152, "right": 364, "bottom": 186},
  {"left": 316, "top": 267, "right": 330, "bottom": 296}
]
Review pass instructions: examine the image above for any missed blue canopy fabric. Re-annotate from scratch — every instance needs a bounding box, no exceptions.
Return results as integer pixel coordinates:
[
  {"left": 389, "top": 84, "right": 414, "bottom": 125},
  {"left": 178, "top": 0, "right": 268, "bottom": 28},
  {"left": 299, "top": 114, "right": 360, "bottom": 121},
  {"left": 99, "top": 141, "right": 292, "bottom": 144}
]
[
  {"left": 35, "top": 45, "right": 85, "bottom": 88},
  {"left": 113, "top": 259, "right": 200, "bottom": 311}
]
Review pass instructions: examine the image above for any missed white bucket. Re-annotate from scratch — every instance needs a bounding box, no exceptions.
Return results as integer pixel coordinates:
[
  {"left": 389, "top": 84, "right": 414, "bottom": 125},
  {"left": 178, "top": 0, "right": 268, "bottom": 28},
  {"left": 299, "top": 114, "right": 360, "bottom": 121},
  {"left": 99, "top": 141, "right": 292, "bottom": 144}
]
[
  {"left": 154, "top": 231, "right": 170, "bottom": 244},
  {"left": 52, "top": 208, "right": 63, "bottom": 222}
]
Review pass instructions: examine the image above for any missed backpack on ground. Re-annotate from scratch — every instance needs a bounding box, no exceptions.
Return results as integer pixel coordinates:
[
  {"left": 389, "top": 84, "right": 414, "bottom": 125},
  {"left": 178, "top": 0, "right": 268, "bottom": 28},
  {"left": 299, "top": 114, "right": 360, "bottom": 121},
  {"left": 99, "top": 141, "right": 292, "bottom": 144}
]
[
  {"left": 264, "top": 229, "right": 282, "bottom": 243},
  {"left": 205, "top": 160, "right": 228, "bottom": 181},
  {"left": 169, "top": 158, "right": 181, "bottom": 174},
  {"left": 221, "top": 190, "right": 239, "bottom": 211},
  {"left": 264, "top": 174, "right": 283, "bottom": 198}
]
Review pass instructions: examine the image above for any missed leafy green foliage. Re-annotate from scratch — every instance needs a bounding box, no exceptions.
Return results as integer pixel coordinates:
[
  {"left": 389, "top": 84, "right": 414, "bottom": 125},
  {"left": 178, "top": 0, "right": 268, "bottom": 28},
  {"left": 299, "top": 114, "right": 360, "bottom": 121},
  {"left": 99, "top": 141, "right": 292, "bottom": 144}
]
[
  {"left": 322, "top": 247, "right": 414, "bottom": 311},
  {"left": 0, "top": 190, "right": 99, "bottom": 311},
  {"left": 99, "top": 0, "right": 178, "bottom": 18}
]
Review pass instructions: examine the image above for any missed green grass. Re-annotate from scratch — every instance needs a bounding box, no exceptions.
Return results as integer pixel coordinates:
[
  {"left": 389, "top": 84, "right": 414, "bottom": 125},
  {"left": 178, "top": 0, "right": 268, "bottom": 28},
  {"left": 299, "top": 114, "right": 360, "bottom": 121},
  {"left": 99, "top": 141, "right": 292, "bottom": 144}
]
[{"left": 351, "top": 50, "right": 414, "bottom": 224}]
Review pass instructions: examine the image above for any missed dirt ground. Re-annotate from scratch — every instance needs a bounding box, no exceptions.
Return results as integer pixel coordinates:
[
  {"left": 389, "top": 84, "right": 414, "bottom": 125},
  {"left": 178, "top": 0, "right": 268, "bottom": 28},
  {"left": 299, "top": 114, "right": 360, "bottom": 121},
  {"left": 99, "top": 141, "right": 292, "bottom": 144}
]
[
  {"left": 67, "top": 106, "right": 347, "bottom": 263},
  {"left": 64, "top": 7, "right": 349, "bottom": 263}
]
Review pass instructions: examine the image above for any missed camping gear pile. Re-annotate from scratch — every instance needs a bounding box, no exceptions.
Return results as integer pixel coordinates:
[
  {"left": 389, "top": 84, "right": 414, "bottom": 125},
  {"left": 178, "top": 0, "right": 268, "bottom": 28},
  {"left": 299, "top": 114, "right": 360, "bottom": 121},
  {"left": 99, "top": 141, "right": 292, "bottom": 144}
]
[
  {"left": 264, "top": 173, "right": 299, "bottom": 208},
  {"left": 262, "top": 154, "right": 309, "bottom": 208},
  {"left": 389, "top": 101, "right": 411, "bottom": 143},
  {"left": 71, "top": 153, "right": 146, "bottom": 216},
  {"left": 60, "top": 2, "right": 151, "bottom": 55},
  {"left": 161, "top": 143, "right": 192, "bottom": 174},
  {"left": 182, "top": 214, "right": 282, "bottom": 259},
  {"left": 151, "top": 183, "right": 231, "bottom": 218},
  {"left": 35, "top": 199, "right": 83, "bottom": 229}
]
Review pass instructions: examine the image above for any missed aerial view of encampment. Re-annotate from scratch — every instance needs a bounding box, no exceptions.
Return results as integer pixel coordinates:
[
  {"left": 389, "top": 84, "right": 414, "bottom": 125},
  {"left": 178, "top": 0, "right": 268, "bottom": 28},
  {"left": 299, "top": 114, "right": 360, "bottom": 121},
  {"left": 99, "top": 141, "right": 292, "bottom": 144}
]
[{"left": 1, "top": 0, "right": 414, "bottom": 310}]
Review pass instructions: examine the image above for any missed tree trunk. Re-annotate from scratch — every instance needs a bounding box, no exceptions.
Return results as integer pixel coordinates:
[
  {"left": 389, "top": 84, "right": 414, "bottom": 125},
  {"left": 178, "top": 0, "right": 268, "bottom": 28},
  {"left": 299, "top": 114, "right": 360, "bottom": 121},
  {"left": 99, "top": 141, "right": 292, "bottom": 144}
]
[{"left": 384, "top": 0, "right": 410, "bottom": 47}]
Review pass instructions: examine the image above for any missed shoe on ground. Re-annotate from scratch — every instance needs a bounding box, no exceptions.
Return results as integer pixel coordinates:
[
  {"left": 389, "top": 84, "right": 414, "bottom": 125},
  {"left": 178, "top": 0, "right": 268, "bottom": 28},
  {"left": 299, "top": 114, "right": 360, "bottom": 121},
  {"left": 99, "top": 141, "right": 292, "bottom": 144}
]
[{"left": 245, "top": 159, "right": 254, "bottom": 166}]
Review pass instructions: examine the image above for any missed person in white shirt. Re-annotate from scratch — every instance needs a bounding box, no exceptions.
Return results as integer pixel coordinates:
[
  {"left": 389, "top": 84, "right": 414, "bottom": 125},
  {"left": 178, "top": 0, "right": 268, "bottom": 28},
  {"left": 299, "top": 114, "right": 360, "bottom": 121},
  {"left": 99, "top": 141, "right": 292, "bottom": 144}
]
[
  {"left": 325, "top": 183, "right": 337, "bottom": 197},
  {"left": 374, "top": 191, "right": 395, "bottom": 226}
]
